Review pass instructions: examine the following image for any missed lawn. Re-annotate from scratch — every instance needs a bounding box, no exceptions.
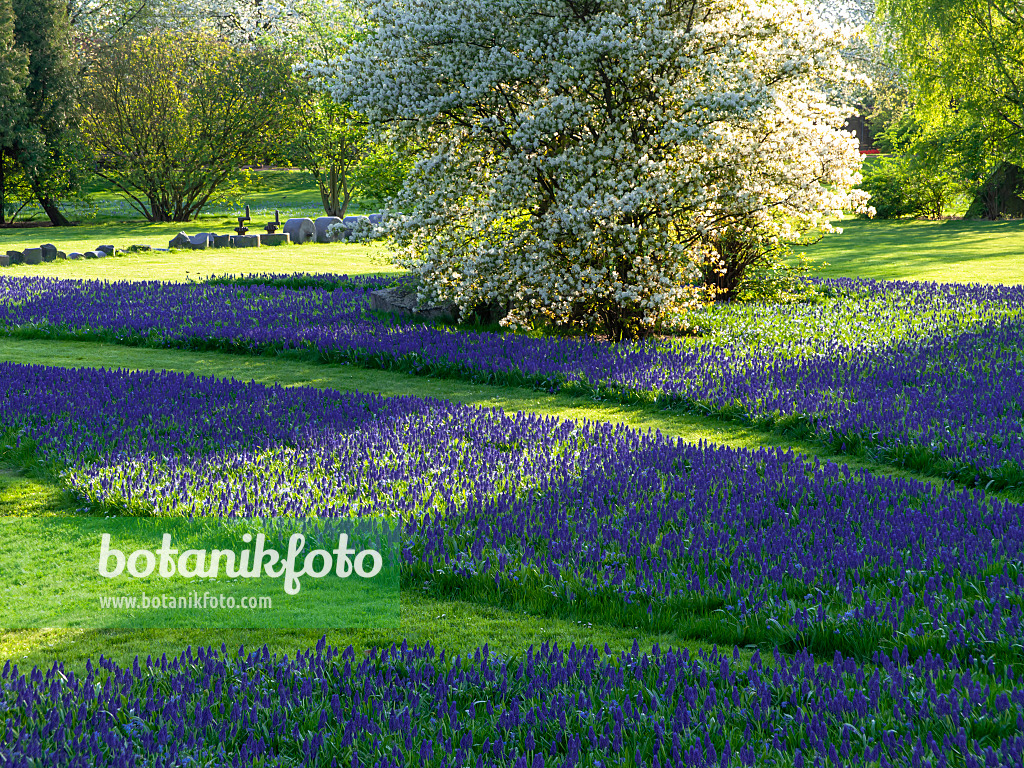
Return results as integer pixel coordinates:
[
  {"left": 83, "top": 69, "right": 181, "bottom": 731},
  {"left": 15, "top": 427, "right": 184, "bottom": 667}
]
[
  {"left": 0, "top": 223, "right": 398, "bottom": 282},
  {"left": 10, "top": 168, "right": 382, "bottom": 225},
  {"left": 3, "top": 216, "right": 1024, "bottom": 766},
  {"left": 800, "top": 217, "right": 1024, "bottom": 284}
]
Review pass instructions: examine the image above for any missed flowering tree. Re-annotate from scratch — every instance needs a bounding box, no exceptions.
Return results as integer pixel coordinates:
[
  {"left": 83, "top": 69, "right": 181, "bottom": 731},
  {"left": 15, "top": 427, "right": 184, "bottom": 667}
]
[{"left": 322, "top": 0, "right": 869, "bottom": 340}]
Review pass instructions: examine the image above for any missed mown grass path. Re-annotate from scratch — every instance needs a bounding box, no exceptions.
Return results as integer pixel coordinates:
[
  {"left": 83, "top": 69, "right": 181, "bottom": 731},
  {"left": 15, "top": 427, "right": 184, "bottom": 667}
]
[{"left": 0, "top": 337, "right": 989, "bottom": 498}]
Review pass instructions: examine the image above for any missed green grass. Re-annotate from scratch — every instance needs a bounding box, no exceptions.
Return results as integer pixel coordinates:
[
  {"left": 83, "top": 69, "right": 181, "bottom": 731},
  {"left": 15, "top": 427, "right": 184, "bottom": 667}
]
[
  {"left": 0, "top": 337, "right": 993, "bottom": 500},
  {"left": 18, "top": 169, "right": 381, "bottom": 225},
  {"left": 6, "top": 215, "right": 1024, "bottom": 285},
  {"left": 0, "top": 458, "right": 748, "bottom": 676},
  {"left": 800, "top": 217, "right": 1024, "bottom": 284},
  {"left": 4, "top": 213, "right": 1023, "bottom": 686},
  {"left": 0, "top": 226, "right": 399, "bottom": 281}
]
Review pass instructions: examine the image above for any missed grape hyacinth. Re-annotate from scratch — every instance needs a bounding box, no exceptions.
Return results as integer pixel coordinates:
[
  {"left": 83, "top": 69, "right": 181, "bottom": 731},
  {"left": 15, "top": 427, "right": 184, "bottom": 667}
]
[
  {"left": 2, "top": 275, "right": 1023, "bottom": 486},
  {"left": 3, "top": 362, "right": 1024, "bottom": 665},
  {"left": 2, "top": 639, "right": 1022, "bottom": 767}
]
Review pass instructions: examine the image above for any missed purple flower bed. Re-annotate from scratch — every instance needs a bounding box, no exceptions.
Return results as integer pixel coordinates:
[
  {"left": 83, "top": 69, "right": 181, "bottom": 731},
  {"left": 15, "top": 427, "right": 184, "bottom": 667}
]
[
  {"left": 3, "top": 640, "right": 1022, "bottom": 767},
  {"left": 3, "top": 363, "right": 1024, "bottom": 665},
  {"left": 1, "top": 275, "right": 1022, "bottom": 487}
]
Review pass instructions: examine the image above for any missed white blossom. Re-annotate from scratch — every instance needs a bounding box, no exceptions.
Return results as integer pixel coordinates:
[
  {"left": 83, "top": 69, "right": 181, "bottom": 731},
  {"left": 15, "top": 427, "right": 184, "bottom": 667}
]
[{"left": 315, "top": 0, "right": 870, "bottom": 338}]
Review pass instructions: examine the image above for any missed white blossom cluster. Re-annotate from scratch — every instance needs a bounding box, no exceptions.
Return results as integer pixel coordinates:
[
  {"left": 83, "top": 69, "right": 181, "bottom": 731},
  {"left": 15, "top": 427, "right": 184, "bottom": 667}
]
[
  {"left": 313, "top": 0, "right": 871, "bottom": 337},
  {"left": 66, "top": 0, "right": 340, "bottom": 45}
]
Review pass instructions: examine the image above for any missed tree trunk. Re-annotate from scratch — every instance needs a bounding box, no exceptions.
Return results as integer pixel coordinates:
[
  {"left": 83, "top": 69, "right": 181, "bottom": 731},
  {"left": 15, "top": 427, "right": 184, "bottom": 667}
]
[
  {"left": 38, "top": 196, "right": 71, "bottom": 226},
  {"left": 28, "top": 174, "right": 73, "bottom": 226},
  {"left": 0, "top": 154, "right": 6, "bottom": 227}
]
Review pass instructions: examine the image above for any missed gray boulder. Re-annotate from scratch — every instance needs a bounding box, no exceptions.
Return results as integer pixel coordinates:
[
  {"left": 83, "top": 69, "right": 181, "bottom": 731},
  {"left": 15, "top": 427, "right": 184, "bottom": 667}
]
[
  {"left": 169, "top": 232, "right": 192, "bottom": 249},
  {"left": 56, "top": 251, "right": 67, "bottom": 259},
  {"left": 96, "top": 244, "right": 115, "bottom": 256},
  {"left": 314, "top": 216, "right": 343, "bottom": 243},
  {"left": 369, "top": 286, "right": 457, "bottom": 322},
  {"left": 283, "top": 217, "right": 315, "bottom": 244},
  {"left": 67, "top": 252, "right": 83, "bottom": 260},
  {"left": 23, "top": 248, "right": 42, "bottom": 265},
  {"left": 40, "top": 243, "right": 58, "bottom": 261},
  {"left": 188, "top": 233, "right": 214, "bottom": 250}
]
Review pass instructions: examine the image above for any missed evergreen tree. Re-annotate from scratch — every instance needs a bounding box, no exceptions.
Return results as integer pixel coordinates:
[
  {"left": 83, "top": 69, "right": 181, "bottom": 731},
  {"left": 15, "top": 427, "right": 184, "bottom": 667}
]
[
  {"left": 12, "top": 0, "right": 86, "bottom": 226},
  {"left": 0, "top": 0, "right": 28, "bottom": 225}
]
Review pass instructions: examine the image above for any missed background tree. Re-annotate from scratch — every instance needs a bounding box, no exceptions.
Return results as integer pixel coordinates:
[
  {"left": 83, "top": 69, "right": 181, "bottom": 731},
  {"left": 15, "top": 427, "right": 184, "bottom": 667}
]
[
  {"left": 876, "top": 0, "right": 1024, "bottom": 216},
  {"left": 0, "top": 0, "right": 28, "bottom": 226},
  {"left": 282, "top": 1, "right": 410, "bottom": 217},
  {"left": 323, "top": 0, "right": 868, "bottom": 340},
  {"left": 11, "top": 0, "right": 87, "bottom": 226},
  {"left": 81, "top": 31, "right": 297, "bottom": 222}
]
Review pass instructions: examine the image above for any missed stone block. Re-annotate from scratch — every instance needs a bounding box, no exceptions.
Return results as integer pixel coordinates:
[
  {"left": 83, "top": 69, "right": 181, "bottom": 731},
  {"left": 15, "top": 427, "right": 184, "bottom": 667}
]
[
  {"left": 6, "top": 250, "right": 23, "bottom": 264},
  {"left": 169, "top": 232, "right": 192, "bottom": 249},
  {"left": 230, "top": 235, "right": 260, "bottom": 248},
  {"left": 213, "top": 234, "right": 232, "bottom": 248},
  {"left": 0, "top": 255, "right": 9, "bottom": 267},
  {"left": 283, "top": 217, "right": 315, "bottom": 244},
  {"left": 370, "top": 286, "right": 457, "bottom": 322},
  {"left": 259, "top": 233, "right": 290, "bottom": 246},
  {"left": 84, "top": 250, "right": 103, "bottom": 259},
  {"left": 368, "top": 213, "right": 384, "bottom": 225},
  {"left": 40, "top": 243, "right": 58, "bottom": 261},
  {"left": 23, "top": 248, "right": 42, "bottom": 265},
  {"left": 56, "top": 251, "right": 67, "bottom": 259},
  {"left": 314, "top": 216, "right": 343, "bottom": 243},
  {"left": 96, "top": 244, "right": 115, "bottom": 256},
  {"left": 342, "top": 216, "right": 365, "bottom": 228},
  {"left": 188, "top": 233, "right": 213, "bottom": 250},
  {"left": 67, "top": 252, "right": 83, "bottom": 260}
]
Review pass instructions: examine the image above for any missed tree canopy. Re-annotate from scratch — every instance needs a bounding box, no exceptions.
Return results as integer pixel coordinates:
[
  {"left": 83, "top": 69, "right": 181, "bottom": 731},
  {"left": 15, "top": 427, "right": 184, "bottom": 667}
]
[
  {"left": 81, "top": 31, "right": 298, "bottom": 222},
  {"left": 876, "top": 0, "right": 1024, "bottom": 163},
  {"left": 321, "top": 0, "right": 869, "bottom": 339}
]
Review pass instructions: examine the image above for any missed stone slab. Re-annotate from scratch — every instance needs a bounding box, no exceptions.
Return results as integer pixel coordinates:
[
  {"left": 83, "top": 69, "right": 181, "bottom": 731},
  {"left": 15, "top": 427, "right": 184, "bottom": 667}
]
[
  {"left": 6, "top": 250, "right": 23, "bottom": 264},
  {"left": 259, "top": 233, "right": 290, "bottom": 246},
  {"left": 40, "top": 243, "right": 58, "bottom": 261},
  {"left": 213, "top": 234, "right": 232, "bottom": 248},
  {"left": 368, "top": 213, "right": 384, "bottom": 225},
  {"left": 0, "top": 255, "right": 9, "bottom": 267},
  {"left": 314, "top": 216, "right": 343, "bottom": 243},
  {"left": 56, "top": 251, "right": 67, "bottom": 259},
  {"left": 230, "top": 235, "right": 260, "bottom": 248},
  {"left": 23, "top": 248, "right": 42, "bottom": 265}
]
